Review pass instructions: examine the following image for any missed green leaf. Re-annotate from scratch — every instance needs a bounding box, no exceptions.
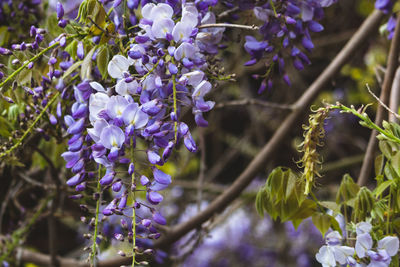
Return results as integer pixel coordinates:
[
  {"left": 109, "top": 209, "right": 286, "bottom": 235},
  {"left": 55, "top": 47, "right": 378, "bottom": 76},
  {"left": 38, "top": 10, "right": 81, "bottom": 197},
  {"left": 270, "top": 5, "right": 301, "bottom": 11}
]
[
  {"left": 319, "top": 201, "right": 340, "bottom": 213},
  {"left": 330, "top": 215, "right": 342, "bottom": 235},
  {"left": 280, "top": 193, "right": 299, "bottom": 221},
  {"left": 291, "top": 219, "right": 303, "bottom": 230},
  {"left": 17, "top": 68, "right": 32, "bottom": 86},
  {"left": 379, "top": 141, "right": 394, "bottom": 159},
  {"left": 375, "top": 154, "right": 385, "bottom": 176},
  {"left": 96, "top": 46, "right": 109, "bottom": 79},
  {"left": 65, "top": 40, "right": 78, "bottom": 60},
  {"left": 289, "top": 199, "right": 317, "bottom": 220},
  {"left": 62, "top": 61, "right": 82, "bottom": 79},
  {"left": 336, "top": 174, "right": 360, "bottom": 204},
  {"left": 0, "top": 116, "right": 12, "bottom": 137},
  {"left": 266, "top": 167, "right": 284, "bottom": 204},
  {"left": 81, "top": 46, "right": 96, "bottom": 80},
  {"left": 285, "top": 170, "right": 298, "bottom": 201},
  {"left": 255, "top": 188, "right": 265, "bottom": 217},
  {"left": 384, "top": 162, "right": 399, "bottom": 180},
  {"left": 392, "top": 151, "right": 400, "bottom": 177},
  {"left": 374, "top": 180, "right": 394, "bottom": 197},
  {"left": 312, "top": 213, "right": 331, "bottom": 236},
  {"left": 372, "top": 200, "right": 386, "bottom": 221}
]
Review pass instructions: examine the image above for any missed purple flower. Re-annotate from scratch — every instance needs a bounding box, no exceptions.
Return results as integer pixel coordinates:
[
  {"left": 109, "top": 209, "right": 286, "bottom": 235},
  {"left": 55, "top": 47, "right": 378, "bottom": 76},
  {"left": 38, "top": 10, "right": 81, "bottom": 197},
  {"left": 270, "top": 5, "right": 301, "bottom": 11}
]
[
  {"left": 375, "top": 0, "right": 393, "bottom": 13},
  {"left": 147, "top": 191, "right": 163, "bottom": 205},
  {"left": 77, "top": 41, "right": 84, "bottom": 60},
  {"left": 153, "top": 212, "right": 166, "bottom": 225},
  {"left": 153, "top": 168, "right": 171, "bottom": 185},
  {"left": 66, "top": 173, "right": 84, "bottom": 186},
  {"left": 122, "top": 103, "right": 149, "bottom": 133},
  {"left": 56, "top": 2, "right": 64, "bottom": 20},
  {"left": 174, "top": 42, "right": 197, "bottom": 61},
  {"left": 99, "top": 125, "right": 125, "bottom": 149},
  {"left": 355, "top": 233, "right": 372, "bottom": 258},
  {"left": 106, "top": 95, "right": 129, "bottom": 121},
  {"left": 152, "top": 18, "right": 175, "bottom": 39},
  {"left": 99, "top": 172, "right": 115, "bottom": 186},
  {"left": 88, "top": 119, "right": 109, "bottom": 143}
]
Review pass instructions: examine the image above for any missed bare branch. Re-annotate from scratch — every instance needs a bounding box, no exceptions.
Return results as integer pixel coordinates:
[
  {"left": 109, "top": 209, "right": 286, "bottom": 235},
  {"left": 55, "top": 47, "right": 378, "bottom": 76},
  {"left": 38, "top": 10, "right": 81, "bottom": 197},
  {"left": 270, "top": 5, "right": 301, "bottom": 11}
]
[
  {"left": 198, "top": 23, "right": 259, "bottom": 30},
  {"left": 214, "top": 99, "right": 294, "bottom": 110},
  {"left": 366, "top": 83, "right": 400, "bottom": 120},
  {"left": 389, "top": 67, "right": 400, "bottom": 123},
  {"left": 358, "top": 14, "right": 400, "bottom": 186}
]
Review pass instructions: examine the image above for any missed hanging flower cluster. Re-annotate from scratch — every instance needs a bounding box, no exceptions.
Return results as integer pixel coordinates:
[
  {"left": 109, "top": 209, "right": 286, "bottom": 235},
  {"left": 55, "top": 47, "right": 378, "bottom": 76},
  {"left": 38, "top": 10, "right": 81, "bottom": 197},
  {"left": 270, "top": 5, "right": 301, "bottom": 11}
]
[
  {"left": 242, "top": 0, "right": 337, "bottom": 93},
  {"left": 59, "top": 0, "right": 223, "bottom": 252}
]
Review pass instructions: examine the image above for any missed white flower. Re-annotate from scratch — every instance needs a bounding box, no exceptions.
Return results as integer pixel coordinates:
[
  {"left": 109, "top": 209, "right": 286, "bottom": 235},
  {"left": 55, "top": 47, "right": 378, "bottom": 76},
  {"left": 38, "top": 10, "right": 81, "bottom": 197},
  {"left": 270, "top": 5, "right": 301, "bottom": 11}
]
[
  {"left": 378, "top": 236, "right": 399, "bottom": 257},
  {"left": 107, "top": 55, "right": 132, "bottom": 79},
  {"left": 316, "top": 245, "right": 337, "bottom": 267},
  {"left": 89, "top": 92, "right": 110, "bottom": 124}
]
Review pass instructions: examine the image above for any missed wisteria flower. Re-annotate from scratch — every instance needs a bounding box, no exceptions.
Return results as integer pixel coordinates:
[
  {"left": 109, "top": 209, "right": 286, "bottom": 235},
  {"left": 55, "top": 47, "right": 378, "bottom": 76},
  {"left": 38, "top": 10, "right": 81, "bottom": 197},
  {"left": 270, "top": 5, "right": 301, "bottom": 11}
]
[{"left": 122, "top": 103, "right": 149, "bottom": 135}]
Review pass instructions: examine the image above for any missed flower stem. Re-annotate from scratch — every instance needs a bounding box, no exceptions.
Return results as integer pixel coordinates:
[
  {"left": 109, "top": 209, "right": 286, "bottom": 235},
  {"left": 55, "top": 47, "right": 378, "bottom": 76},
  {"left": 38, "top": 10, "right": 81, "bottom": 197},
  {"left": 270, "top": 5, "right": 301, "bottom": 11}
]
[
  {"left": 131, "top": 184, "right": 136, "bottom": 267},
  {"left": 130, "top": 143, "right": 136, "bottom": 267},
  {"left": 91, "top": 166, "right": 102, "bottom": 267},
  {"left": 269, "top": 0, "right": 278, "bottom": 17},
  {"left": 172, "top": 73, "right": 178, "bottom": 141},
  {"left": 198, "top": 23, "right": 259, "bottom": 31}
]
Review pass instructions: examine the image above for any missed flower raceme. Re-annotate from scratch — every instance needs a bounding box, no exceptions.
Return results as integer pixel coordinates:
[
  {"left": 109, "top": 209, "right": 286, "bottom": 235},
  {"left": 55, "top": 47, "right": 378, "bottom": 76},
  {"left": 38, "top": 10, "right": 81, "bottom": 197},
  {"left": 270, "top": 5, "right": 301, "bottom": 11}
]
[
  {"left": 58, "top": 0, "right": 223, "bottom": 255},
  {"left": 242, "top": 0, "right": 337, "bottom": 93}
]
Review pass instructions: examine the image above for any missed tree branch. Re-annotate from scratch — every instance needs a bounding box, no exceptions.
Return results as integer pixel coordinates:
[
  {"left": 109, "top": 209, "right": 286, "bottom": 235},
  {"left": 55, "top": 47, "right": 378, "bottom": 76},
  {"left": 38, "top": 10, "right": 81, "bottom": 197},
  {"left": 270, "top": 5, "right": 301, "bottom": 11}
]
[
  {"left": 198, "top": 23, "right": 259, "bottom": 30},
  {"left": 389, "top": 67, "right": 400, "bottom": 123},
  {"left": 357, "top": 15, "right": 400, "bottom": 186},
  {"left": 214, "top": 98, "right": 294, "bottom": 110}
]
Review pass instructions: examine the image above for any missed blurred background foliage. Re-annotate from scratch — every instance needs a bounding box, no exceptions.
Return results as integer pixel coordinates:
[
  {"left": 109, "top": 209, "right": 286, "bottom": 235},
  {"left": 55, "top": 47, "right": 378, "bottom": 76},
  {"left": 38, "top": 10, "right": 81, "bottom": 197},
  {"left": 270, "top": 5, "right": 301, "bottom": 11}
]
[{"left": 0, "top": 0, "right": 396, "bottom": 266}]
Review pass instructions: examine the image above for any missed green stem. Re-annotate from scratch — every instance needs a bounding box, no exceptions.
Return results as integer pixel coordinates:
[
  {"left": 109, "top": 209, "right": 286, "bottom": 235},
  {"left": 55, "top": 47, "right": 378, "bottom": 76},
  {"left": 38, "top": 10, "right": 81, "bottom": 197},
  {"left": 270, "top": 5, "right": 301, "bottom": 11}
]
[
  {"left": 91, "top": 166, "right": 102, "bottom": 267},
  {"left": 331, "top": 105, "right": 400, "bottom": 144},
  {"left": 172, "top": 73, "right": 178, "bottom": 141},
  {"left": 171, "top": 57, "right": 178, "bottom": 141},
  {"left": 141, "top": 59, "right": 160, "bottom": 80},
  {"left": 0, "top": 34, "right": 78, "bottom": 93},
  {"left": 0, "top": 91, "right": 60, "bottom": 159},
  {"left": 130, "top": 142, "right": 136, "bottom": 267},
  {"left": 131, "top": 179, "right": 136, "bottom": 267},
  {"left": 387, "top": 187, "right": 392, "bottom": 235},
  {"left": 269, "top": 0, "right": 278, "bottom": 17}
]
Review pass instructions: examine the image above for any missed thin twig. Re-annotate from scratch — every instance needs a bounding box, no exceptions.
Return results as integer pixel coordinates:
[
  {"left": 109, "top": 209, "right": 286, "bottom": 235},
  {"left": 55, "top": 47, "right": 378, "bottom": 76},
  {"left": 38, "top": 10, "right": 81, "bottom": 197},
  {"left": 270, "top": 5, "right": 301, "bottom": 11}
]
[
  {"left": 366, "top": 83, "right": 400, "bottom": 119},
  {"left": 214, "top": 99, "right": 294, "bottom": 110},
  {"left": 217, "top": 6, "right": 239, "bottom": 19},
  {"left": 198, "top": 23, "right": 259, "bottom": 30},
  {"left": 358, "top": 15, "right": 400, "bottom": 186}
]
